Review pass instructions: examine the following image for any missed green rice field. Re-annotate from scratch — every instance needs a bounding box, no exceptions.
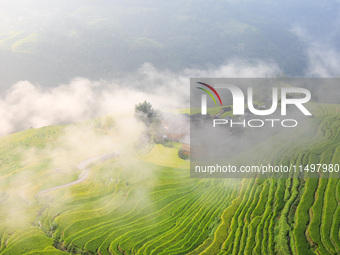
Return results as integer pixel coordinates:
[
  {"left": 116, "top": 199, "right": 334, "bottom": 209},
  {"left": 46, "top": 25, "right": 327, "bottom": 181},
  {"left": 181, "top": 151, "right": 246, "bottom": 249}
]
[{"left": 0, "top": 103, "right": 339, "bottom": 254}]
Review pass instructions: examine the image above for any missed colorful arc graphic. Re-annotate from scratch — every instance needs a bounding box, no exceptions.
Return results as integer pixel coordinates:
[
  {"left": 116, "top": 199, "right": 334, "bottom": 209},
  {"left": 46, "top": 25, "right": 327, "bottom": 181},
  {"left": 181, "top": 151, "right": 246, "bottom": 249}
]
[
  {"left": 196, "top": 82, "right": 223, "bottom": 106},
  {"left": 196, "top": 87, "right": 217, "bottom": 105}
]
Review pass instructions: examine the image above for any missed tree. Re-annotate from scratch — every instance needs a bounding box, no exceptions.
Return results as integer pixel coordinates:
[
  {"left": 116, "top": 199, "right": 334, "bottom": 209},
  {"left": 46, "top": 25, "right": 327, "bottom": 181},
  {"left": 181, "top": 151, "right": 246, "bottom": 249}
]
[{"left": 135, "top": 101, "right": 161, "bottom": 126}]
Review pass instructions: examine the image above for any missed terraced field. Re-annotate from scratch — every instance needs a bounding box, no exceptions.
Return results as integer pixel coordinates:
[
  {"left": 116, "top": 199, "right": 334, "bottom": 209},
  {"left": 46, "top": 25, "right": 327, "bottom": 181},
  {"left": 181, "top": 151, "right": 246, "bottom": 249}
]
[{"left": 0, "top": 103, "right": 339, "bottom": 254}]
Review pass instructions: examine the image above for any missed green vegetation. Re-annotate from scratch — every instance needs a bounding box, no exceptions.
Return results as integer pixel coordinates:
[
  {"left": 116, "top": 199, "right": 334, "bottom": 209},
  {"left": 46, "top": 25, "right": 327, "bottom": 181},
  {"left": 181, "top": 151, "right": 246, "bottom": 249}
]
[
  {"left": 0, "top": 103, "right": 339, "bottom": 254},
  {"left": 135, "top": 101, "right": 161, "bottom": 126}
]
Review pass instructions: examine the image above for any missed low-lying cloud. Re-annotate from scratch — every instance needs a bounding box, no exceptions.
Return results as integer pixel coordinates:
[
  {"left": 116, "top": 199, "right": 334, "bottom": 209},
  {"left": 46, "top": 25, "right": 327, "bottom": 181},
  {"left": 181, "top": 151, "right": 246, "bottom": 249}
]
[
  {"left": 0, "top": 61, "right": 280, "bottom": 136},
  {"left": 292, "top": 25, "right": 340, "bottom": 77}
]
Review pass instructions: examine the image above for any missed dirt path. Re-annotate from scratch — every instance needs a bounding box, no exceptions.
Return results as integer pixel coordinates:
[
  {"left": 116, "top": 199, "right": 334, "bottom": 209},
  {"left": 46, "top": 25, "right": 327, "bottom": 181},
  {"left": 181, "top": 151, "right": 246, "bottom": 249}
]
[{"left": 38, "top": 156, "right": 101, "bottom": 195}]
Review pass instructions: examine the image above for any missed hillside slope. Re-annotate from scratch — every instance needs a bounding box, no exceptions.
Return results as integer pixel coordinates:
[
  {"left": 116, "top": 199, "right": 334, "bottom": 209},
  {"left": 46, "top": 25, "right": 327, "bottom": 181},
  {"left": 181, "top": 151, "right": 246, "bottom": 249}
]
[{"left": 0, "top": 104, "right": 339, "bottom": 254}]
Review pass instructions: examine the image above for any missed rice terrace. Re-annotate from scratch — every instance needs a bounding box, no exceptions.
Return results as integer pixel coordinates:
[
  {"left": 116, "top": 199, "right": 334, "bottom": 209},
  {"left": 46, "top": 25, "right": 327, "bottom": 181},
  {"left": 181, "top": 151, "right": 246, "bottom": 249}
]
[
  {"left": 0, "top": 99, "right": 339, "bottom": 255},
  {"left": 1, "top": 0, "right": 340, "bottom": 254}
]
